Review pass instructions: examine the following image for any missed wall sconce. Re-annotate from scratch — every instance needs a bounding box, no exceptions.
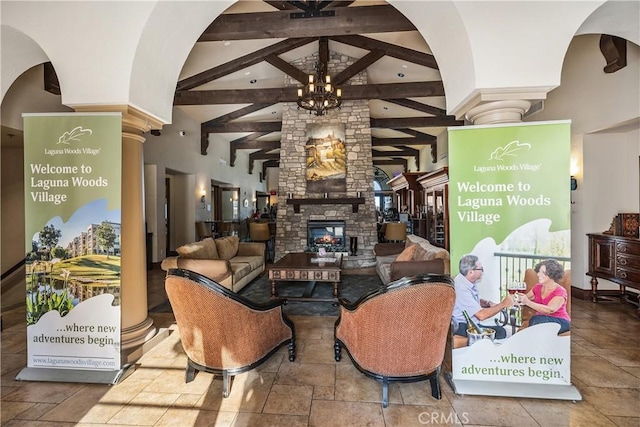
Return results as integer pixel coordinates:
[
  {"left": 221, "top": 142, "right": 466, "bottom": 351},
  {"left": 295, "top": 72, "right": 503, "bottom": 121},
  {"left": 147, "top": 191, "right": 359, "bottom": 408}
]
[
  {"left": 570, "top": 176, "right": 578, "bottom": 191},
  {"left": 200, "top": 190, "right": 206, "bottom": 207}
]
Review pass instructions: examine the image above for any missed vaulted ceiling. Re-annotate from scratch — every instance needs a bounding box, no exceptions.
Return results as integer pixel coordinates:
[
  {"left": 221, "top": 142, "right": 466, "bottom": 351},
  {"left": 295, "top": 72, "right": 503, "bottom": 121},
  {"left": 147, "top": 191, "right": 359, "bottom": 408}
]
[{"left": 172, "top": 0, "right": 465, "bottom": 178}]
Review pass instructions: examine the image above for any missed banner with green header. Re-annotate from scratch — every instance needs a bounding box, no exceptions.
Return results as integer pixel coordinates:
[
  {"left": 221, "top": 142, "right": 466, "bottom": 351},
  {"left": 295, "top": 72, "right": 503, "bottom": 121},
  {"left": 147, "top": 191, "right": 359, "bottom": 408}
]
[
  {"left": 447, "top": 121, "right": 581, "bottom": 399},
  {"left": 22, "top": 113, "right": 122, "bottom": 374}
]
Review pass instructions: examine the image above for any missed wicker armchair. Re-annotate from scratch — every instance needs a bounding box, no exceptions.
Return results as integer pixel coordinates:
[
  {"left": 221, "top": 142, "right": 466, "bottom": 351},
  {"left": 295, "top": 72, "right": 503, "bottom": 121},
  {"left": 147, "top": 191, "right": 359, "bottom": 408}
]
[
  {"left": 165, "top": 268, "right": 296, "bottom": 397},
  {"left": 334, "top": 274, "right": 455, "bottom": 407}
]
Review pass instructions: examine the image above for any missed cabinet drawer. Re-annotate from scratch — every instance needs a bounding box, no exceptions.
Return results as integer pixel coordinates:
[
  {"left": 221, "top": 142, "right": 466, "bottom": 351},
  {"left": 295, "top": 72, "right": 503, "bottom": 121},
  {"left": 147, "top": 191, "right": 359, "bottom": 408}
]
[
  {"left": 615, "top": 267, "right": 640, "bottom": 287},
  {"left": 615, "top": 241, "right": 640, "bottom": 256}
]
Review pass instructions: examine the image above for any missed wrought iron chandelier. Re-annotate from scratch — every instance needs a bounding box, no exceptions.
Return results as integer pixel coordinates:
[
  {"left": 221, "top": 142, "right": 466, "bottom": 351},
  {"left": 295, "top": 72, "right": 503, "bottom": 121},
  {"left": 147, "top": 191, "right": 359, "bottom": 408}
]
[{"left": 297, "top": 62, "right": 342, "bottom": 116}]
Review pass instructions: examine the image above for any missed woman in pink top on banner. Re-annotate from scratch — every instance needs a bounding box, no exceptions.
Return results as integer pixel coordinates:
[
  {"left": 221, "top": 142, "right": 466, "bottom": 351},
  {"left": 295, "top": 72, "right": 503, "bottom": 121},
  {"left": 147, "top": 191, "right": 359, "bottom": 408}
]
[{"left": 517, "top": 259, "right": 571, "bottom": 334}]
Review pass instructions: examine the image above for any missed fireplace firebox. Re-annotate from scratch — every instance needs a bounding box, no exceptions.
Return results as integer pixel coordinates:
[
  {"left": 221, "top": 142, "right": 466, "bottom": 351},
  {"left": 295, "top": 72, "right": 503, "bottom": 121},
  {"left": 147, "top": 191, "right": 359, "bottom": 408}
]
[{"left": 307, "top": 220, "right": 346, "bottom": 252}]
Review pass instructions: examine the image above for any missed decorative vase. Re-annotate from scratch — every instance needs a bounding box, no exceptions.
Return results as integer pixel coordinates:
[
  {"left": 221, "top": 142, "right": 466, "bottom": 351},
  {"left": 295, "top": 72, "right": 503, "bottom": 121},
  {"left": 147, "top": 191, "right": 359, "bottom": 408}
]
[{"left": 349, "top": 237, "right": 358, "bottom": 256}]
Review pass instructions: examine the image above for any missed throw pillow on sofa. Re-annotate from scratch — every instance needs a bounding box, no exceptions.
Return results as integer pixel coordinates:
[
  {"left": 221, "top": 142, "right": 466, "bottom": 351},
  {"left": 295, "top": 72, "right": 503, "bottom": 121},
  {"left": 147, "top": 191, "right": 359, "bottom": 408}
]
[
  {"left": 395, "top": 244, "right": 418, "bottom": 261},
  {"left": 216, "top": 235, "right": 239, "bottom": 260},
  {"left": 177, "top": 237, "right": 218, "bottom": 259},
  {"left": 413, "top": 244, "right": 436, "bottom": 261}
]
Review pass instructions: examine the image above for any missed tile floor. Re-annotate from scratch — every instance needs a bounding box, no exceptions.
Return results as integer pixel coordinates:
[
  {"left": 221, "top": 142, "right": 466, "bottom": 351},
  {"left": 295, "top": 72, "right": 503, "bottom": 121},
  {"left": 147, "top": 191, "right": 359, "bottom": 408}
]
[{"left": 2, "top": 266, "right": 640, "bottom": 426}]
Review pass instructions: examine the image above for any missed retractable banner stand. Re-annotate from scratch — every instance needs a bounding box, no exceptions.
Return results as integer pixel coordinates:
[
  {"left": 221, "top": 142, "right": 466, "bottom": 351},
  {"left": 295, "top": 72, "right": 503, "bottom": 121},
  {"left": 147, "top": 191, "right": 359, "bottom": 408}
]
[
  {"left": 17, "top": 113, "right": 127, "bottom": 384},
  {"left": 446, "top": 121, "right": 581, "bottom": 400}
]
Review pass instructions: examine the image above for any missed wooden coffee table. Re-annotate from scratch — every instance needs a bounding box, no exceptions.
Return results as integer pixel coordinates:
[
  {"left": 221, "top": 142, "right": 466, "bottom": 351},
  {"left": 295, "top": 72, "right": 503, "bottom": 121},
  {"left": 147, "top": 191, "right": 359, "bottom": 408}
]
[{"left": 268, "top": 252, "right": 343, "bottom": 302}]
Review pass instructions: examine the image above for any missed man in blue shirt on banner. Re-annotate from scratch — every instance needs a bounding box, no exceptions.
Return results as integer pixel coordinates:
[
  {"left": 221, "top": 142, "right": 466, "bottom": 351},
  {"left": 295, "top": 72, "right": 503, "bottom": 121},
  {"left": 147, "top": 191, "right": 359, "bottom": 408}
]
[{"left": 452, "top": 254, "right": 515, "bottom": 340}]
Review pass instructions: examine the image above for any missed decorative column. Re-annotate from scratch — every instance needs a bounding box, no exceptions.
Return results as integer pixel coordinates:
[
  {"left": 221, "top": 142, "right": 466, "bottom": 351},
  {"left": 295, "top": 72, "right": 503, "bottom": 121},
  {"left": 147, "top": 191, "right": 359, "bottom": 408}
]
[
  {"left": 464, "top": 100, "right": 532, "bottom": 125},
  {"left": 74, "top": 105, "right": 163, "bottom": 359}
]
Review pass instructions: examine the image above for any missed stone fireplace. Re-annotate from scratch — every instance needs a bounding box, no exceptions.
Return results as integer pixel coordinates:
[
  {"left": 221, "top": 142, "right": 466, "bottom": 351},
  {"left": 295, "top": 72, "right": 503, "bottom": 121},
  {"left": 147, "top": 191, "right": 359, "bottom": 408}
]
[
  {"left": 307, "top": 220, "right": 346, "bottom": 252},
  {"left": 274, "top": 52, "right": 377, "bottom": 259}
]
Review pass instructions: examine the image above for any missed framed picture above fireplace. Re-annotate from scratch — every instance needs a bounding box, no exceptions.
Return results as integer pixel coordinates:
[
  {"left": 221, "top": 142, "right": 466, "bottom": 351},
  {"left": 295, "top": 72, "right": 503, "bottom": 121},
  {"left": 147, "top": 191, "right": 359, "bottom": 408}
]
[{"left": 305, "top": 123, "right": 346, "bottom": 193}]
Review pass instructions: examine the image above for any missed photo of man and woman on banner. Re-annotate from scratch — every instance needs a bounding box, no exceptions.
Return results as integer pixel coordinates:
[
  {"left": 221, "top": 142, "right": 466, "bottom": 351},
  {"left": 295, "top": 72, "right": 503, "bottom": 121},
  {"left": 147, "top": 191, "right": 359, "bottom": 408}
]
[{"left": 447, "top": 121, "right": 581, "bottom": 399}]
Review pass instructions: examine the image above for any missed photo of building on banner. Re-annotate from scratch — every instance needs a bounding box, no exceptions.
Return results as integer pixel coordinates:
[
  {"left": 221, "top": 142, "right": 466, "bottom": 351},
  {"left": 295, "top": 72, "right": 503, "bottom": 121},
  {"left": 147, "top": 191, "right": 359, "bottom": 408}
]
[
  {"left": 20, "top": 113, "right": 122, "bottom": 379},
  {"left": 446, "top": 121, "right": 581, "bottom": 400}
]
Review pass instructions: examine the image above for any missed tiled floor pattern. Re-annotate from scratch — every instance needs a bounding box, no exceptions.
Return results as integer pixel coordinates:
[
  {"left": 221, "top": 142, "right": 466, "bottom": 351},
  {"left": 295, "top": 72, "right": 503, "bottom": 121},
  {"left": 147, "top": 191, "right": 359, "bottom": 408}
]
[{"left": 2, "top": 266, "right": 640, "bottom": 426}]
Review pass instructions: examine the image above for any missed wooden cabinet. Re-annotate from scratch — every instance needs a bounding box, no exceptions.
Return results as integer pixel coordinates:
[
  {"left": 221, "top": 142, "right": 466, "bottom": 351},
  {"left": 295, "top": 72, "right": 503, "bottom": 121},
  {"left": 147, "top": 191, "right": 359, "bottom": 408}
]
[
  {"left": 417, "top": 168, "right": 449, "bottom": 250},
  {"left": 587, "top": 233, "right": 640, "bottom": 316}
]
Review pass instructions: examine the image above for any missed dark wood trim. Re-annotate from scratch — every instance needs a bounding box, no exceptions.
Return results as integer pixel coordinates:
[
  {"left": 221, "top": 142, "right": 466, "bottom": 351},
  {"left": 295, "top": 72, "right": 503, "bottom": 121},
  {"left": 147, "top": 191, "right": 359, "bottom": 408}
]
[
  {"left": 176, "top": 81, "right": 446, "bottom": 105},
  {"left": 177, "top": 37, "right": 315, "bottom": 91},
  {"left": 329, "top": 34, "right": 438, "bottom": 69},
  {"left": 229, "top": 132, "right": 274, "bottom": 165},
  {"left": 332, "top": 50, "right": 385, "bottom": 85},
  {"left": 43, "top": 62, "right": 61, "bottom": 95},
  {"left": 262, "top": 160, "right": 279, "bottom": 181},
  {"left": 264, "top": 54, "right": 309, "bottom": 84},
  {"left": 198, "top": 4, "right": 415, "bottom": 41},
  {"left": 599, "top": 34, "right": 627, "bottom": 73},
  {"left": 374, "top": 159, "right": 408, "bottom": 169},
  {"left": 571, "top": 286, "right": 592, "bottom": 301},
  {"left": 202, "top": 103, "right": 275, "bottom": 127},
  {"left": 204, "top": 121, "right": 282, "bottom": 133},
  {"left": 371, "top": 116, "right": 464, "bottom": 128},
  {"left": 383, "top": 98, "right": 447, "bottom": 116},
  {"left": 286, "top": 197, "right": 365, "bottom": 213},
  {"left": 372, "top": 137, "right": 435, "bottom": 147}
]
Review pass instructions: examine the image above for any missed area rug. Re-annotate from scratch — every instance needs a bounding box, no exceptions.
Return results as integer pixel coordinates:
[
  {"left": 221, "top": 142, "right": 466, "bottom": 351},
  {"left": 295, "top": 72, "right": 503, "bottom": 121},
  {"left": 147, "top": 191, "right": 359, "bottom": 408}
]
[{"left": 150, "top": 273, "right": 384, "bottom": 317}]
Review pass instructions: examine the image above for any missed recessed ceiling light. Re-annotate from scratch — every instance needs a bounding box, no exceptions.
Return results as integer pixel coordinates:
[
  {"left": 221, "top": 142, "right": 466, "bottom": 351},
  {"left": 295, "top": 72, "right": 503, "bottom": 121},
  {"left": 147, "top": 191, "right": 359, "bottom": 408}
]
[
  {"left": 383, "top": 106, "right": 389, "bottom": 110},
  {"left": 244, "top": 71, "right": 251, "bottom": 76},
  {"left": 397, "top": 72, "right": 405, "bottom": 78},
  {"left": 271, "top": 111, "right": 277, "bottom": 114},
  {"left": 223, "top": 41, "right": 231, "bottom": 46},
  {"left": 250, "top": 79, "right": 257, "bottom": 84},
  {"left": 402, "top": 64, "right": 408, "bottom": 68}
]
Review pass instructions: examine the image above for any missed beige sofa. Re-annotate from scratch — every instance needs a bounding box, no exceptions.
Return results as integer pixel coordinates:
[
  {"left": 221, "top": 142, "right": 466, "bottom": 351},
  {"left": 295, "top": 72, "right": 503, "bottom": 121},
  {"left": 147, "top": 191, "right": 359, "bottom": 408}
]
[
  {"left": 373, "top": 234, "right": 450, "bottom": 284},
  {"left": 160, "top": 235, "right": 265, "bottom": 293}
]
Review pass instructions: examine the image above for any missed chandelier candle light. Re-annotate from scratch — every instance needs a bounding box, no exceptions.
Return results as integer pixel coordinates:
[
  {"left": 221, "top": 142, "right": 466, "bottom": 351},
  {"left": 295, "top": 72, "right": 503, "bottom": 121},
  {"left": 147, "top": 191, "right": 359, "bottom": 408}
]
[{"left": 297, "top": 63, "right": 342, "bottom": 116}]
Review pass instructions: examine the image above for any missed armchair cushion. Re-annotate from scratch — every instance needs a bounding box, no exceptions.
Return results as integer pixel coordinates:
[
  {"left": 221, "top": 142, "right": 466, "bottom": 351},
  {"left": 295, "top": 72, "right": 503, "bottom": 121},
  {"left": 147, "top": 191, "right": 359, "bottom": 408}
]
[
  {"left": 216, "top": 235, "right": 239, "bottom": 260},
  {"left": 177, "top": 237, "right": 218, "bottom": 259}
]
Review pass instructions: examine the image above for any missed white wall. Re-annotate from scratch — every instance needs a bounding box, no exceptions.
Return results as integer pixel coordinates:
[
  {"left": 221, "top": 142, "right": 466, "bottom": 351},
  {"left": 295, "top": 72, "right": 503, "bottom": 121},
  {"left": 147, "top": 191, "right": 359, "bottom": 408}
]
[
  {"left": 530, "top": 35, "right": 640, "bottom": 290},
  {"left": 142, "top": 108, "right": 267, "bottom": 258}
]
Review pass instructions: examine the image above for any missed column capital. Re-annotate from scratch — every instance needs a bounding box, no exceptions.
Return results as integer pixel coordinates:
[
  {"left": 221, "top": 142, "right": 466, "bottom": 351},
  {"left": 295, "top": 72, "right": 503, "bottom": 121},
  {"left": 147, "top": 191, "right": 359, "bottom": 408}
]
[
  {"left": 72, "top": 104, "right": 164, "bottom": 136},
  {"left": 464, "top": 100, "right": 532, "bottom": 125},
  {"left": 450, "top": 87, "right": 552, "bottom": 123}
]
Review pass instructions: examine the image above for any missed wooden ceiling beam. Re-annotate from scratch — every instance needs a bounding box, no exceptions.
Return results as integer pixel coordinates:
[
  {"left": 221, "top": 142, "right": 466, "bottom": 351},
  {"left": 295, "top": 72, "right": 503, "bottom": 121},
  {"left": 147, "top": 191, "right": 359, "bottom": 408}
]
[
  {"left": 371, "top": 136, "right": 435, "bottom": 147},
  {"left": 177, "top": 37, "right": 315, "bottom": 91},
  {"left": 374, "top": 158, "right": 408, "bottom": 167},
  {"left": 43, "top": 62, "right": 61, "bottom": 95},
  {"left": 204, "top": 122, "right": 282, "bottom": 133},
  {"left": 319, "top": 37, "right": 329, "bottom": 77},
  {"left": 229, "top": 132, "right": 274, "bottom": 166},
  {"left": 202, "top": 103, "right": 275, "bottom": 127},
  {"left": 332, "top": 50, "right": 385, "bottom": 85},
  {"left": 263, "top": 1, "right": 299, "bottom": 11},
  {"left": 384, "top": 98, "right": 447, "bottom": 116},
  {"left": 249, "top": 151, "right": 280, "bottom": 174},
  {"left": 330, "top": 34, "right": 438, "bottom": 69},
  {"left": 394, "top": 127, "right": 439, "bottom": 162},
  {"left": 371, "top": 116, "right": 463, "bottom": 128},
  {"left": 198, "top": 4, "right": 415, "bottom": 41},
  {"left": 372, "top": 148, "right": 419, "bottom": 158},
  {"left": 264, "top": 54, "right": 309, "bottom": 84},
  {"left": 262, "top": 159, "right": 280, "bottom": 181},
  {"left": 175, "top": 81, "right": 444, "bottom": 105}
]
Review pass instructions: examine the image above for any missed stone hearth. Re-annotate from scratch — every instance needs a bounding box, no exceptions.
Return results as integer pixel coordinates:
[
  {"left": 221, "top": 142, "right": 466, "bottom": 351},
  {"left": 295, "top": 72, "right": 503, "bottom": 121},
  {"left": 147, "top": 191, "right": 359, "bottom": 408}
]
[{"left": 274, "top": 52, "right": 377, "bottom": 259}]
